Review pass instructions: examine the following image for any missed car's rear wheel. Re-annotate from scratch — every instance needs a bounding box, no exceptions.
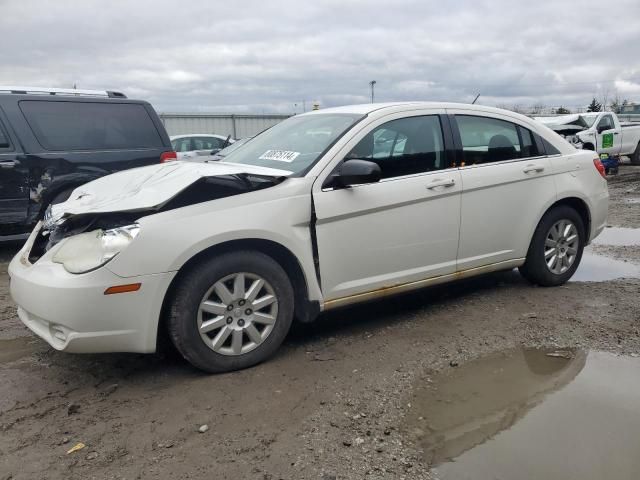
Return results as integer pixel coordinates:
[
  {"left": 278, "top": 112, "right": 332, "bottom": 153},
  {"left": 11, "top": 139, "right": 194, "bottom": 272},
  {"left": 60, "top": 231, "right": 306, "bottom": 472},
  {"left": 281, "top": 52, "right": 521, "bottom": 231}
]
[
  {"left": 519, "top": 206, "right": 585, "bottom": 286},
  {"left": 167, "top": 251, "right": 294, "bottom": 373}
]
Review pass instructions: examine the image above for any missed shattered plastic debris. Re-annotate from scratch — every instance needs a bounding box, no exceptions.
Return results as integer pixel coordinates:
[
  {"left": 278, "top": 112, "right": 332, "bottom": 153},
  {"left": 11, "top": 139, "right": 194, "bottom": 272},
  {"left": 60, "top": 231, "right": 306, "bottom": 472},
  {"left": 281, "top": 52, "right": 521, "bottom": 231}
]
[{"left": 66, "top": 442, "right": 86, "bottom": 454}]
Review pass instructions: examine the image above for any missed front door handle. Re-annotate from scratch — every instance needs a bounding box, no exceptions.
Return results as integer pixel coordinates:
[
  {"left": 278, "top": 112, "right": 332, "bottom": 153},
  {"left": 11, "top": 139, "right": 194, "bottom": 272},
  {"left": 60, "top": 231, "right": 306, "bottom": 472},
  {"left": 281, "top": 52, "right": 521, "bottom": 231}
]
[
  {"left": 0, "top": 160, "right": 16, "bottom": 169},
  {"left": 427, "top": 178, "right": 456, "bottom": 189},
  {"left": 523, "top": 164, "right": 544, "bottom": 174}
]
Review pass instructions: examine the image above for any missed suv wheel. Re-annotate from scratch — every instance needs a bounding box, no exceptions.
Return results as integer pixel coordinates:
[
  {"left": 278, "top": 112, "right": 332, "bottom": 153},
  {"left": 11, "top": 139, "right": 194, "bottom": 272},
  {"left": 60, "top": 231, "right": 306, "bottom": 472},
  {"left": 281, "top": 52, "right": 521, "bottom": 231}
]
[
  {"left": 519, "top": 206, "right": 585, "bottom": 286},
  {"left": 167, "top": 251, "right": 294, "bottom": 373},
  {"left": 631, "top": 142, "right": 640, "bottom": 166}
]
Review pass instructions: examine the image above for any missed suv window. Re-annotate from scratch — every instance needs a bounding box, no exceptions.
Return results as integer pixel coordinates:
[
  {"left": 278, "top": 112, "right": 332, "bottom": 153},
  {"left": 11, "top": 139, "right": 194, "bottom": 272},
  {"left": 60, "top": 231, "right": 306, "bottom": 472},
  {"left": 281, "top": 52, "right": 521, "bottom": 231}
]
[
  {"left": 0, "top": 123, "right": 10, "bottom": 149},
  {"left": 456, "top": 115, "right": 539, "bottom": 165},
  {"left": 19, "top": 101, "right": 163, "bottom": 151},
  {"left": 597, "top": 115, "right": 614, "bottom": 131},
  {"left": 346, "top": 115, "right": 446, "bottom": 179}
]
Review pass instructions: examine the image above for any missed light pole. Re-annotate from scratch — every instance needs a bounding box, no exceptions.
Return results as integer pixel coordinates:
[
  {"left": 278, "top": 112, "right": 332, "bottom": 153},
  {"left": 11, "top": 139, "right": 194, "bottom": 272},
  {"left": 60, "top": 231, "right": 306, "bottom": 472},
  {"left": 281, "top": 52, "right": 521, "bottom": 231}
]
[{"left": 369, "top": 80, "right": 376, "bottom": 103}]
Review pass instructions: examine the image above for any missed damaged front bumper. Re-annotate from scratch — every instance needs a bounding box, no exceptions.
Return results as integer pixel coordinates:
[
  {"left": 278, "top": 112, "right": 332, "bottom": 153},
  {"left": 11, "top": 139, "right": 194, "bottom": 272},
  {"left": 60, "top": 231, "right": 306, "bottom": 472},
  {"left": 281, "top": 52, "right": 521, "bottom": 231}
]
[{"left": 9, "top": 226, "right": 176, "bottom": 354}]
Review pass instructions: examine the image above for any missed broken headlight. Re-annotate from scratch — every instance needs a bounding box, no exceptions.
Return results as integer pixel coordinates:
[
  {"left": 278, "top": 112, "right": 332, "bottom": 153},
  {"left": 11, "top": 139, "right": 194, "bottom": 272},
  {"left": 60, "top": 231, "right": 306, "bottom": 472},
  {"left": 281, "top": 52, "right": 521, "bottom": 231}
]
[{"left": 52, "top": 224, "right": 140, "bottom": 274}]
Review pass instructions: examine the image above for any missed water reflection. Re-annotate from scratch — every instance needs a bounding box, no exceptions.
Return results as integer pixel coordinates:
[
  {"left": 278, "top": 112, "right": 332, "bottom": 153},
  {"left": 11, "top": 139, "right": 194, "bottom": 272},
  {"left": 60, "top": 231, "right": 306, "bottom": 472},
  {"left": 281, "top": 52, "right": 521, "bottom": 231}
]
[
  {"left": 406, "top": 349, "right": 640, "bottom": 479},
  {"left": 572, "top": 250, "right": 640, "bottom": 281},
  {"left": 406, "top": 348, "right": 586, "bottom": 466},
  {"left": 593, "top": 227, "right": 640, "bottom": 246}
]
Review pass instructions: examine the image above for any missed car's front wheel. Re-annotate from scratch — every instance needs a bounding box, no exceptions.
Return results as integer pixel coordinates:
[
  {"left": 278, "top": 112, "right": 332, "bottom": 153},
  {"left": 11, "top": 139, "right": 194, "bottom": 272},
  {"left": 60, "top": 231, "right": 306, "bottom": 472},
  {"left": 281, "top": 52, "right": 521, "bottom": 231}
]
[
  {"left": 519, "top": 206, "right": 585, "bottom": 286},
  {"left": 167, "top": 251, "right": 294, "bottom": 373}
]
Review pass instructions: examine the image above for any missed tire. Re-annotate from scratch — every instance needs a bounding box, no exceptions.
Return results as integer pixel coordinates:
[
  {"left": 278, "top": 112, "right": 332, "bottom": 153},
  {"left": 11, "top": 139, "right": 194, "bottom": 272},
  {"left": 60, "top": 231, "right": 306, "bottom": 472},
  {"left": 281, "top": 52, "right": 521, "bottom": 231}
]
[
  {"left": 519, "top": 206, "right": 585, "bottom": 287},
  {"left": 167, "top": 250, "right": 294, "bottom": 373},
  {"left": 631, "top": 142, "right": 640, "bottom": 166}
]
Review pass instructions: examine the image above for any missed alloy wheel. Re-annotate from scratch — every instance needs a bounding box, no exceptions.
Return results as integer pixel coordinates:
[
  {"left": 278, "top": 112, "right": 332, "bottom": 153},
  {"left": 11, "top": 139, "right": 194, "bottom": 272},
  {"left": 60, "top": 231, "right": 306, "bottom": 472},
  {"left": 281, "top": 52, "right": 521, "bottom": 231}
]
[
  {"left": 544, "top": 219, "right": 579, "bottom": 275},
  {"left": 197, "top": 272, "right": 278, "bottom": 356}
]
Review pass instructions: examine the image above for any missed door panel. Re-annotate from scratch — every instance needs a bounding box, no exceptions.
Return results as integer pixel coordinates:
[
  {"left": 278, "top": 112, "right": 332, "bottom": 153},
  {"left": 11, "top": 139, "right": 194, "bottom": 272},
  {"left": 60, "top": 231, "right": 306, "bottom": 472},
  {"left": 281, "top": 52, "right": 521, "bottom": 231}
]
[
  {"left": 314, "top": 170, "right": 461, "bottom": 300},
  {"left": 450, "top": 110, "right": 557, "bottom": 270},
  {"left": 595, "top": 115, "right": 620, "bottom": 156},
  {"left": 0, "top": 119, "right": 28, "bottom": 226},
  {"left": 457, "top": 158, "right": 555, "bottom": 269},
  {"left": 313, "top": 112, "right": 461, "bottom": 301}
]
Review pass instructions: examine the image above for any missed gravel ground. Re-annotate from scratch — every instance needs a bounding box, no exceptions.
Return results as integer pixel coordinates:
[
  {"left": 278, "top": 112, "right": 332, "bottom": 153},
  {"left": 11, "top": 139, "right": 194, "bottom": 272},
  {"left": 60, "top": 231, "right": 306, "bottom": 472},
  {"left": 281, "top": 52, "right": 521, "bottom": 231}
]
[{"left": 0, "top": 166, "right": 639, "bottom": 480}]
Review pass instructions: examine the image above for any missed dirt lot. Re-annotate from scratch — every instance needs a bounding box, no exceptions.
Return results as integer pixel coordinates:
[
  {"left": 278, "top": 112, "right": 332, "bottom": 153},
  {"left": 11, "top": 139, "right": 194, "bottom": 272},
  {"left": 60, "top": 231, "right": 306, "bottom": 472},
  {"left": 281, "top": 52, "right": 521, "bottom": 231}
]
[{"left": 1, "top": 166, "right": 639, "bottom": 480}]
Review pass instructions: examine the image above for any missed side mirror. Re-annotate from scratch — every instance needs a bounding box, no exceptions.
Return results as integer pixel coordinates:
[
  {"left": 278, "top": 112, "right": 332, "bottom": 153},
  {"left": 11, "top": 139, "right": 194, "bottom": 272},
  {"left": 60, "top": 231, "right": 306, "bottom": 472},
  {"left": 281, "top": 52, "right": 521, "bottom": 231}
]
[
  {"left": 597, "top": 125, "right": 610, "bottom": 134},
  {"left": 333, "top": 159, "right": 381, "bottom": 187},
  {"left": 210, "top": 148, "right": 221, "bottom": 155}
]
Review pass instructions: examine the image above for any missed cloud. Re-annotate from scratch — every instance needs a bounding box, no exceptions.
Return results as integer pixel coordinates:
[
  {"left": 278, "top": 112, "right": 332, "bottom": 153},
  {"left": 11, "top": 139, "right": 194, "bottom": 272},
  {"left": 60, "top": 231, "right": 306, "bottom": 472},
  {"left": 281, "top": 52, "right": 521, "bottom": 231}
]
[{"left": 0, "top": 0, "right": 639, "bottom": 113}]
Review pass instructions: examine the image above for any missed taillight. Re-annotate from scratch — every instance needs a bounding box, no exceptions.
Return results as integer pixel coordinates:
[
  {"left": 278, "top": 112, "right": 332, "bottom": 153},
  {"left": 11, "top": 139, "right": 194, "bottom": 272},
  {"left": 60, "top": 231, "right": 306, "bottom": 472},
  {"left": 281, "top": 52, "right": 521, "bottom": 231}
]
[
  {"left": 593, "top": 158, "right": 606, "bottom": 178},
  {"left": 160, "top": 151, "right": 177, "bottom": 163}
]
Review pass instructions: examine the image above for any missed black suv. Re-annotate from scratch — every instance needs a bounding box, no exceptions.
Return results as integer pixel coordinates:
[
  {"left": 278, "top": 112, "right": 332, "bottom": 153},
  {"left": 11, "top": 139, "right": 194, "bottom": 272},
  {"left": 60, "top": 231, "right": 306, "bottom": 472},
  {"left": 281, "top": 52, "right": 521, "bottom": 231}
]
[{"left": 0, "top": 87, "right": 175, "bottom": 240}]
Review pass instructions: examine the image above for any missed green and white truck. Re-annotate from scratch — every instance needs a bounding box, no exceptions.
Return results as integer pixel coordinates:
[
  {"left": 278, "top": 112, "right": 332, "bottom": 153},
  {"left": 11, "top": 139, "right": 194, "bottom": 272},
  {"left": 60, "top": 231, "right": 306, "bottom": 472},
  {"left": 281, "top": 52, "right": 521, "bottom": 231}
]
[{"left": 537, "top": 112, "right": 640, "bottom": 165}]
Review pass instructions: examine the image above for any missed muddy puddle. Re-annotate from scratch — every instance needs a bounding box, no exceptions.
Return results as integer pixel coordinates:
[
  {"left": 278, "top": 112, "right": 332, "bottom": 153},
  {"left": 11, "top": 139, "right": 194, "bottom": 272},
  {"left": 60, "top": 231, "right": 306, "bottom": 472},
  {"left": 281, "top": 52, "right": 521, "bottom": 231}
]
[
  {"left": 405, "top": 348, "right": 640, "bottom": 479},
  {"left": 0, "top": 336, "right": 44, "bottom": 363},
  {"left": 570, "top": 226, "right": 640, "bottom": 281},
  {"left": 572, "top": 250, "right": 640, "bottom": 281},
  {"left": 593, "top": 226, "right": 640, "bottom": 246}
]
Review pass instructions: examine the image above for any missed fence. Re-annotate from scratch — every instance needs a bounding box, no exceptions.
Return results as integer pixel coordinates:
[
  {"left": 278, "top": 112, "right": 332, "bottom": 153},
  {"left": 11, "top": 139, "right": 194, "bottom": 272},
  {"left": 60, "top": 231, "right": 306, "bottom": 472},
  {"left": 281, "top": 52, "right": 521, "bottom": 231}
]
[{"left": 158, "top": 113, "right": 292, "bottom": 139}]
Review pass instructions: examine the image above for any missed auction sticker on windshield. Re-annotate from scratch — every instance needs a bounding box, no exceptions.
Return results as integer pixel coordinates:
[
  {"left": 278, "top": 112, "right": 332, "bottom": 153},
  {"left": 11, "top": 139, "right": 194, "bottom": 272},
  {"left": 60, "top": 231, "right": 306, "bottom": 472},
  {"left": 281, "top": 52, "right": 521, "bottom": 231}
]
[{"left": 258, "top": 150, "right": 300, "bottom": 162}]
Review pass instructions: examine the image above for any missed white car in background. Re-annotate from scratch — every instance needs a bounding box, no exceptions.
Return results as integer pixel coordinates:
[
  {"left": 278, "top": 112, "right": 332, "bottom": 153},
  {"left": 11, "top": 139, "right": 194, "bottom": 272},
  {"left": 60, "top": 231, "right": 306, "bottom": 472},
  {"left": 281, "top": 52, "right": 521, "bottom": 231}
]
[
  {"left": 10, "top": 102, "right": 608, "bottom": 373},
  {"left": 170, "top": 134, "right": 235, "bottom": 160},
  {"left": 536, "top": 112, "right": 640, "bottom": 164}
]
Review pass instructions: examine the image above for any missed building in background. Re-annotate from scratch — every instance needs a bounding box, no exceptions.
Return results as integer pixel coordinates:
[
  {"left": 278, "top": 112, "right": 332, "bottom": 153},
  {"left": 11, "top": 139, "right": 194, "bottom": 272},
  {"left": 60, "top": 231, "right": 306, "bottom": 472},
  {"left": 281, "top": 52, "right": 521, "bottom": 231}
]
[{"left": 158, "top": 113, "right": 292, "bottom": 139}]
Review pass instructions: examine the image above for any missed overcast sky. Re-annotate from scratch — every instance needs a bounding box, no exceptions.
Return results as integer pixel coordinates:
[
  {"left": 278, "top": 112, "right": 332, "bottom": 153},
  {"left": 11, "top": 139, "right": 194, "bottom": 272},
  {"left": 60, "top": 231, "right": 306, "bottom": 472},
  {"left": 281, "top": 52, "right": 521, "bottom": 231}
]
[{"left": 1, "top": 0, "right": 639, "bottom": 113}]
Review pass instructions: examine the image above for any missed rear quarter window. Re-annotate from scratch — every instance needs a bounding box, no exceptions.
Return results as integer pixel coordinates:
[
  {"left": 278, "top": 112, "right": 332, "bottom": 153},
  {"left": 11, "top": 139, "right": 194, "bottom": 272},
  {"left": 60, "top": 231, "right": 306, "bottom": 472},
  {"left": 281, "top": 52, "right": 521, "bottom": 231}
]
[{"left": 19, "top": 101, "right": 164, "bottom": 151}]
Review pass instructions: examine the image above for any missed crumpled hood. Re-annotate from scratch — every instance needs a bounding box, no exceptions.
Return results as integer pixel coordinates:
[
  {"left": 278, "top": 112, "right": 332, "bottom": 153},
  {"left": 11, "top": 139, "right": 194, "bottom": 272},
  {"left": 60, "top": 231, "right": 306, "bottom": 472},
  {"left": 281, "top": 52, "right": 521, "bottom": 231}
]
[
  {"left": 50, "top": 161, "right": 292, "bottom": 219},
  {"left": 534, "top": 114, "right": 583, "bottom": 126}
]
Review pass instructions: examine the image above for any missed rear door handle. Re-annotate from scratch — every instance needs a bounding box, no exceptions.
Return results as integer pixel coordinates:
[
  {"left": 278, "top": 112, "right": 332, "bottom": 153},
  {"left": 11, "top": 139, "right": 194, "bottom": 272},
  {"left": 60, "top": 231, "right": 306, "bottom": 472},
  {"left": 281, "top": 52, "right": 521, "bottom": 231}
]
[
  {"left": 0, "top": 160, "right": 16, "bottom": 169},
  {"left": 523, "top": 164, "right": 544, "bottom": 174},
  {"left": 427, "top": 178, "right": 456, "bottom": 189}
]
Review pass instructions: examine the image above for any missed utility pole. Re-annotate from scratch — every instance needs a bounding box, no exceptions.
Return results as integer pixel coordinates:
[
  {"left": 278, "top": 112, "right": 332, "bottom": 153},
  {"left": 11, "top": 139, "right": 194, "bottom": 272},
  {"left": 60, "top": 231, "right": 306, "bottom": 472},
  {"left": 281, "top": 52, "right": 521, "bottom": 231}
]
[{"left": 369, "top": 80, "right": 376, "bottom": 103}]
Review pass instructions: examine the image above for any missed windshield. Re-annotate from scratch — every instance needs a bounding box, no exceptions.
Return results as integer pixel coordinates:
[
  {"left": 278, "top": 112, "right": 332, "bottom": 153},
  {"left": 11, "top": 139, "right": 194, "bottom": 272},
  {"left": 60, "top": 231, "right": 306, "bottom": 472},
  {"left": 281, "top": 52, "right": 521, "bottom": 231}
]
[
  {"left": 580, "top": 115, "right": 598, "bottom": 127},
  {"left": 217, "top": 136, "right": 252, "bottom": 157},
  {"left": 221, "top": 113, "right": 363, "bottom": 174}
]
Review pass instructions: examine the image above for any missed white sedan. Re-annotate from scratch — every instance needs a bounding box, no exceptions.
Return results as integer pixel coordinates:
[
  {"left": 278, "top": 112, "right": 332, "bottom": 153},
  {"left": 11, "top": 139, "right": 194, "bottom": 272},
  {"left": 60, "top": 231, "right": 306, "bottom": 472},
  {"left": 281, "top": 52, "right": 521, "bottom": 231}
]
[
  {"left": 10, "top": 102, "right": 609, "bottom": 372},
  {"left": 170, "top": 134, "right": 234, "bottom": 160}
]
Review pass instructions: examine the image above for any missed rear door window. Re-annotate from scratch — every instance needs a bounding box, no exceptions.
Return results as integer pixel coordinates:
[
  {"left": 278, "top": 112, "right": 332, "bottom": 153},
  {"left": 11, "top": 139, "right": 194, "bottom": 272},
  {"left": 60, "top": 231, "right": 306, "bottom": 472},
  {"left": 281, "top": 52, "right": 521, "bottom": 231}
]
[
  {"left": 456, "top": 115, "right": 540, "bottom": 165},
  {"left": 19, "top": 101, "right": 164, "bottom": 151}
]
